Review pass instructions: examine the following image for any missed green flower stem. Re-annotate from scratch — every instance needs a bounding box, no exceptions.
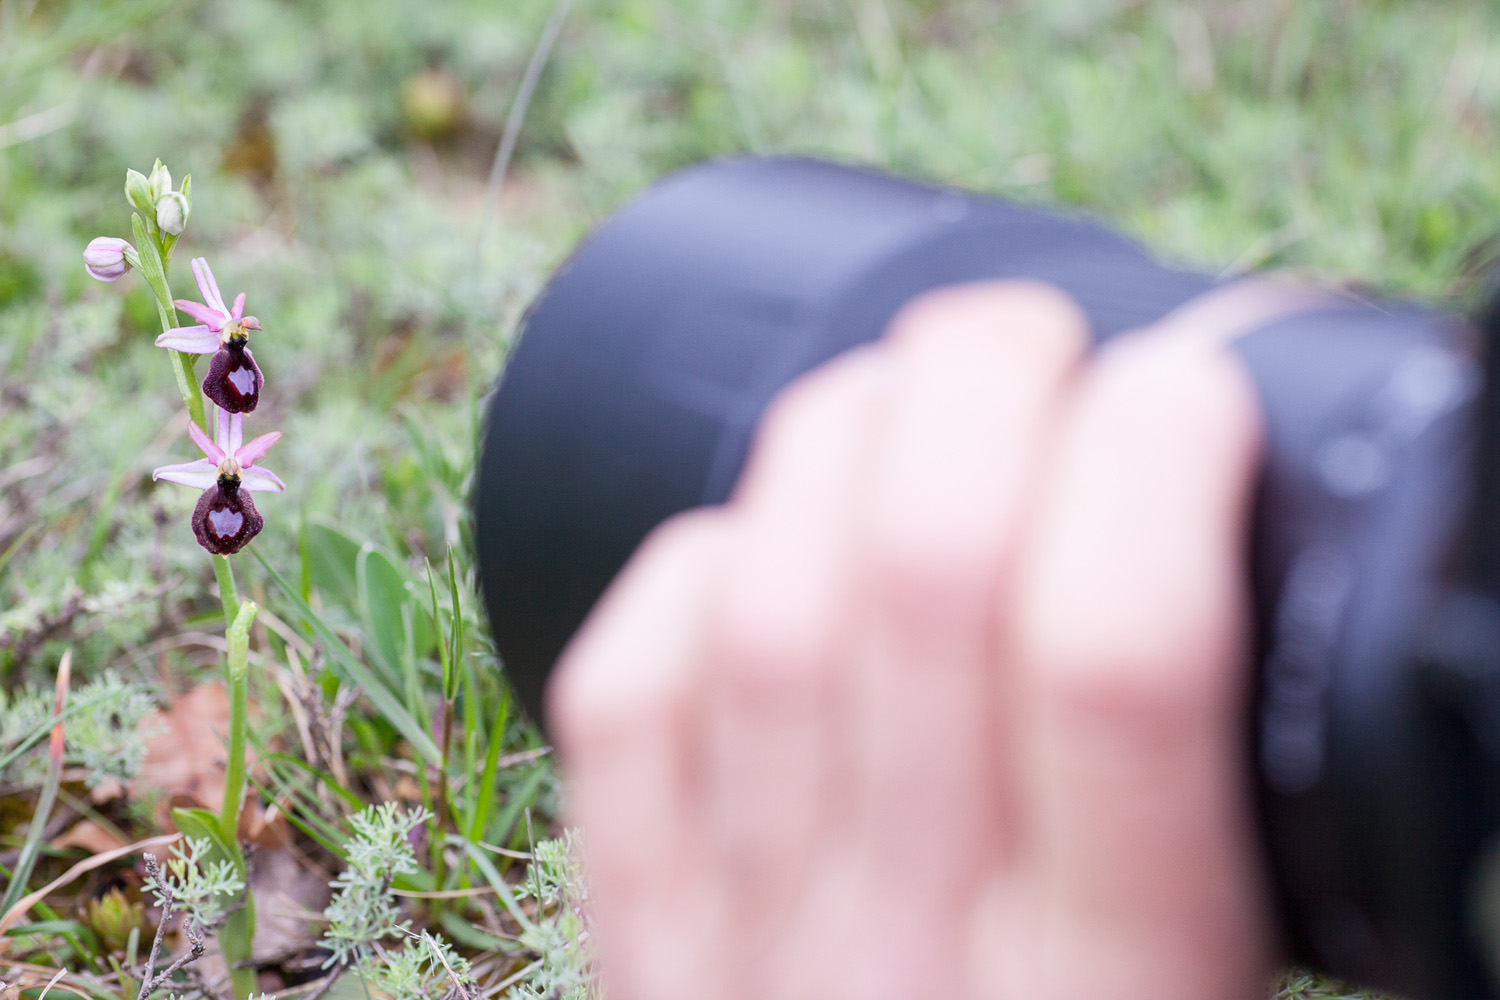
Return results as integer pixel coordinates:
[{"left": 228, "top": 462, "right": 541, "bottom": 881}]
[
  {"left": 140, "top": 228, "right": 209, "bottom": 438},
  {"left": 220, "top": 599, "right": 259, "bottom": 847},
  {"left": 168, "top": 347, "right": 209, "bottom": 437},
  {"left": 219, "top": 600, "right": 260, "bottom": 997},
  {"left": 214, "top": 554, "right": 240, "bottom": 626}
]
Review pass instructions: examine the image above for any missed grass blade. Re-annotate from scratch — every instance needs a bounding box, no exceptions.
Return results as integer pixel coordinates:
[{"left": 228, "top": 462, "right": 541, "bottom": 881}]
[
  {"left": 1, "top": 651, "right": 70, "bottom": 914},
  {"left": 251, "top": 548, "right": 441, "bottom": 764}
]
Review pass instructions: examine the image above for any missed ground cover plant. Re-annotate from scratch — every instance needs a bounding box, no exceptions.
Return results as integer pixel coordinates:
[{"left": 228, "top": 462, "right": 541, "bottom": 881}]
[{"left": 2, "top": 0, "right": 1498, "bottom": 997}]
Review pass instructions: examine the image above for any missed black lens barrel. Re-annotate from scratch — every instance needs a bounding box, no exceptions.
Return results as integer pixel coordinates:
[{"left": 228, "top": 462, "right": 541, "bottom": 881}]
[{"left": 474, "top": 157, "right": 1499, "bottom": 998}]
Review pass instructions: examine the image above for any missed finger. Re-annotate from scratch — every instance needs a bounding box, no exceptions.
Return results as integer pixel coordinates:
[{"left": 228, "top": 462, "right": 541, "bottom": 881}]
[
  {"left": 705, "top": 347, "right": 893, "bottom": 938},
  {"left": 1013, "top": 333, "right": 1269, "bottom": 998},
  {"left": 549, "top": 509, "right": 727, "bottom": 1000},
  {"left": 855, "top": 282, "right": 1087, "bottom": 877},
  {"left": 824, "top": 283, "right": 1088, "bottom": 1000}
]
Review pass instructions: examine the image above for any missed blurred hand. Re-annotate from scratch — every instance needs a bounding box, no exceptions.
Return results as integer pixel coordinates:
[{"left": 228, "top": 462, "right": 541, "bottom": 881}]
[{"left": 550, "top": 282, "right": 1272, "bottom": 1000}]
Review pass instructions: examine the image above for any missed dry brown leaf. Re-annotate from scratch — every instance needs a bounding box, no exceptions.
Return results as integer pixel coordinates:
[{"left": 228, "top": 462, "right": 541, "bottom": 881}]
[
  {"left": 393, "top": 774, "right": 424, "bottom": 803},
  {"left": 50, "top": 819, "right": 125, "bottom": 854},
  {"left": 250, "top": 847, "right": 331, "bottom": 962},
  {"left": 134, "top": 681, "right": 232, "bottom": 827},
  {"left": 245, "top": 800, "right": 292, "bottom": 848}
]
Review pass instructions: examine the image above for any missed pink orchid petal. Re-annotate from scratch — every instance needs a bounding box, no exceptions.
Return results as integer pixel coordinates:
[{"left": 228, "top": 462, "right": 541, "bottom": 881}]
[
  {"left": 192, "top": 257, "right": 229, "bottom": 316},
  {"left": 217, "top": 408, "right": 233, "bottom": 455},
  {"left": 235, "top": 431, "right": 281, "bottom": 468},
  {"left": 173, "top": 299, "right": 226, "bottom": 330},
  {"left": 152, "top": 459, "right": 218, "bottom": 490},
  {"left": 231, "top": 292, "right": 246, "bottom": 320},
  {"left": 187, "top": 419, "right": 225, "bottom": 464},
  {"left": 85, "top": 262, "right": 127, "bottom": 282},
  {"left": 155, "top": 325, "right": 220, "bottom": 353},
  {"left": 228, "top": 412, "right": 243, "bottom": 455},
  {"left": 240, "top": 465, "right": 286, "bottom": 493},
  {"left": 241, "top": 315, "right": 261, "bottom": 331}
]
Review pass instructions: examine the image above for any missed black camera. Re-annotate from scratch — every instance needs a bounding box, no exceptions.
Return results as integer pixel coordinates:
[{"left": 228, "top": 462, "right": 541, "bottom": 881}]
[{"left": 473, "top": 157, "right": 1500, "bottom": 999}]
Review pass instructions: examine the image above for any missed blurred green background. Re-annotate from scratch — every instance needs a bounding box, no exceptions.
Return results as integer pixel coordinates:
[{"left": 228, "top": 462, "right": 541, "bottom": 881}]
[{"left": 1, "top": 2, "right": 1497, "bottom": 994}]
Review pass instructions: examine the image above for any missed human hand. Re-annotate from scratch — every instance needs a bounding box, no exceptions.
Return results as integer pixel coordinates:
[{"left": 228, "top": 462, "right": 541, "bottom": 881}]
[{"left": 551, "top": 282, "right": 1272, "bottom": 1000}]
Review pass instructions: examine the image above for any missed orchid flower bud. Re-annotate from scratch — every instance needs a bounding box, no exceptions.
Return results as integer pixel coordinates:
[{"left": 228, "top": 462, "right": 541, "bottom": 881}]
[
  {"left": 83, "top": 236, "right": 137, "bottom": 282},
  {"left": 156, "top": 190, "right": 191, "bottom": 236},
  {"left": 148, "top": 160, "right": 173, "bottom": 203},
  {"left": 125, "top": 168, "right": 155, "bottom": 216}
]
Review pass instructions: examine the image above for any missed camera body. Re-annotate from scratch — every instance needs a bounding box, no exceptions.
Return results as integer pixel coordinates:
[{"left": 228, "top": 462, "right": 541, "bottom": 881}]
[{"left": 474, "top": 157, "right": 1500, "bottom": 998}]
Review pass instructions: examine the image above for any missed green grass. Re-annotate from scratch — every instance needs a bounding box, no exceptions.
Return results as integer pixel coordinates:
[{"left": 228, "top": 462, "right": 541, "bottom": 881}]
[{"left": 3, "top": 0, "right": 1499, "bottom": 996}]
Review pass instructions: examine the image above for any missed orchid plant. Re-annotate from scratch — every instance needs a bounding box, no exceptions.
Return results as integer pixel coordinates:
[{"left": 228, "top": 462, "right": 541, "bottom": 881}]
[{"left": 83, "top": 159, "right": 271, "bottom": 1000}]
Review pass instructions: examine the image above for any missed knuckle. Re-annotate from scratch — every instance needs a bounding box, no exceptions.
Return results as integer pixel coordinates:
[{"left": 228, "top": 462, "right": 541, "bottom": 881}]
[
  {"left": 711, "top": 581, "right": 830, "bottom": 708},
  {"left": 863, "top": 510, "right": 999, "bottom": 617},
  {"left": 1026, "top": 602, "right": 1230, "bottom": 736}
]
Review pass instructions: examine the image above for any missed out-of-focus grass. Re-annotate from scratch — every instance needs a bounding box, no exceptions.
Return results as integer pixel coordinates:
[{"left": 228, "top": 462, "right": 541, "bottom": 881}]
[{"left": 2, "top": 0, "right": 1498, "bottom": 995}]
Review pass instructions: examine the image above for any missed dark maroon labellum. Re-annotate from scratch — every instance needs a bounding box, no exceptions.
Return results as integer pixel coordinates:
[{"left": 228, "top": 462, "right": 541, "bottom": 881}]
[
  {"left": 203, "top": 338, "right": 263, "bottom": 413},
  {"left": 191, "top": 476, "right": 264, "bottom": 555}
]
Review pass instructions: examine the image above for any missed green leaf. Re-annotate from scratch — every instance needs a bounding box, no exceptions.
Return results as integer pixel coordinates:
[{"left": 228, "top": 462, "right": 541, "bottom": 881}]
[
  {"left": 437, "top": 910, "right": 513, "bottom": 952},
  {"left": 171, "top": 804, "right": 256, "bottom": 1000},
  {"left": 446, "top": 546, "right": 465, "bottom": 702},
  {"left": 222, "top": 898, "right": 257, "bottom": 1000},
  {"left": 170, "top": 806, "right": 243, "bottom": 869},
  {"left": 3, "top": 918, "right": 90, "bottom": 938},
  {"left": 251, "top": 548, "right": 442, "bottom": 764},
  {"left": 427, "top": 559, "right": 451, "bottom": 701},
  {"left": 303, "top": 520, "right": 363, "bottom": 614},
  {"left": 467, "top": 684, "right": 511, "bottom": 843},
  {"left": 129, "top": 212, "right": 172, "bottom": 314},
  {"left": 357, "top": 543, "right": 432, "bottom": 688}
]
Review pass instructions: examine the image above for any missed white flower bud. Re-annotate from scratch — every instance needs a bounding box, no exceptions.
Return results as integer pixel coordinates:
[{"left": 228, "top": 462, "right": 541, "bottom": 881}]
[
  {"left": 156, "top": 191, "right": 190, "bottom": 236},
  {"left": 148, "top": 161, "right": 172, "bottom": 203},
  {"left": 124, "top": 169, "right": 154, "bottom": 215}
]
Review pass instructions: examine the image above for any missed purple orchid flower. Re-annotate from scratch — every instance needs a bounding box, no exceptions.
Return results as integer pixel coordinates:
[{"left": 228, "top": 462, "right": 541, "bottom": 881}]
[
  {"left": 153, "top": 409, "right": 285, "bottom": 555},
  {"left": 156, "top": 257, "right": 265, "bottom": 413}
]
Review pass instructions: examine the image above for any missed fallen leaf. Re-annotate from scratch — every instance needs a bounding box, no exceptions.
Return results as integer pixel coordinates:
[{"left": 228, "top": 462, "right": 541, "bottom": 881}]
[
  {"left": 51, "top": 819, "right": 125, "bottom": 854},
  {"left": 251, "top": 847, "right": 331, "bottom": 962},
  {"left": 134, "top": 681, "right": 232, "bottom": 827}
]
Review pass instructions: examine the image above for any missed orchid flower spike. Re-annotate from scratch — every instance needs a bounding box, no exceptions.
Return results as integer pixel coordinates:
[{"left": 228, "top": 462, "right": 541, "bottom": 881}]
[
  {"left": 156, "top": 257, "right": 265, "bottom": 413},
  {"left": 152, "top": 410, "right": 284, "bottom": 555}
]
